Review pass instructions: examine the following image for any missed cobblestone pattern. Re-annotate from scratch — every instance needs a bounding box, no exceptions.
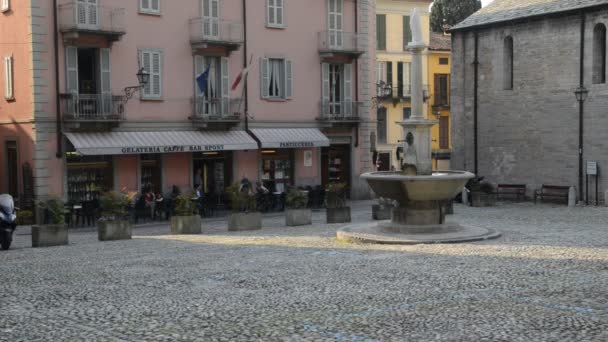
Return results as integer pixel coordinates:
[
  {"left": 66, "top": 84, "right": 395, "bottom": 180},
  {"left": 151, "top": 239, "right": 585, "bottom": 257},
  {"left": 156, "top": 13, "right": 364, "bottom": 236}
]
[{"left": 1, "top": 201, "right": 607, "bottom": 341}]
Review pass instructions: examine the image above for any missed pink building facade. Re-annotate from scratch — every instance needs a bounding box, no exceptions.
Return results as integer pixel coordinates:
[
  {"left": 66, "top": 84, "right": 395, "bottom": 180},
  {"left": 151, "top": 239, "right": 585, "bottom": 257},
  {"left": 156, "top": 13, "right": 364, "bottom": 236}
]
[{"left": 0, "top": 0, "right": 376, "bottom": 207}]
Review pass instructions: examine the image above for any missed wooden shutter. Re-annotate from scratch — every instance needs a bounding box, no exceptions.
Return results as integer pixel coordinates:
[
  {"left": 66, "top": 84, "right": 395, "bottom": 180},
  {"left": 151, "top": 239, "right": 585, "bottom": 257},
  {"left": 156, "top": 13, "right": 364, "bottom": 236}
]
[
  {"left": 403, "top": 16, "right": 411, "bottom": 48},
  {"left": 386, "top": 62, "right": 392, "bottom": 87},
  {"left": 376, "top": 14, "right": 386, "bottom": 50},
  {"left": 151, "top": 51, "right": 162, "bottom": 98},
  {"left": 439, "top": 116, "right": 449, "bottom": 149},
  {"left": 4, "top": 56, "right": 13, "bottom": 100},
  {"left": 343, "top": 63, "right": 352, "bottom": 115},
  {"left": 322, "top": 63, "right": 330, "bottom": 109},
  {"left": 260, "top": 58, "right": 269, "bottom": 98},
  {"left": 397, "top": 62, "right": 403, "bottom": 97},
  {"left": 65, "top": 47, "right": 78, "bottom": 94},
  {"left": 434, "top": 74, "right": 440, "bottom": 106},
  {"left": 284, "top": 59, "right": 292, "bottom": 99},
  {"left": 99, "top": 49, "right": 111, "bottom": 113},
  {"left": 221, "top": 57, "right": 229, "bottom": 112}
]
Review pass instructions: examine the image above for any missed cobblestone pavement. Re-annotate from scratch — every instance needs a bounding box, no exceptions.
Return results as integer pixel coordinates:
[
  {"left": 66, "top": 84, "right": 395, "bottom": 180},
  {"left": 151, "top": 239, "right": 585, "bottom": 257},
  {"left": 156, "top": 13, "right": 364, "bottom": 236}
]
[{"left": 1, "top": 201, "right": 607, "bottom": 341}]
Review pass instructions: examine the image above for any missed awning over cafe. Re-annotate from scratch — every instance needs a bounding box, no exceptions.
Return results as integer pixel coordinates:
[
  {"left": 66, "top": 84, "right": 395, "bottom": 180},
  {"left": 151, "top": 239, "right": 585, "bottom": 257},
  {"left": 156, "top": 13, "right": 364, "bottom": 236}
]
[
  {"left": 65, "top": 130, "right": 258, "bottom": 155},
  {"left": 249, "top": 128, "right": 330, "bottom": 149}
]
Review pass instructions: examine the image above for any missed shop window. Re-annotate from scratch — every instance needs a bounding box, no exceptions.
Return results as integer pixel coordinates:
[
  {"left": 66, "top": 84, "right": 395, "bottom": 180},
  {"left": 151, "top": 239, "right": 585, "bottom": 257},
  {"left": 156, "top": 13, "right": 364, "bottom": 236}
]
[
  {"left": 593, "top": 23, "right": 606, "bottom": 84},
  {"left": 141, "top": 154, "right": 162, "bottom": 193},
  {"left": 66, "top": 150, "right": 113, "bottom": 203},
  {"left": 261, "top": 150, "right": 293, "bottom": 193},
  {"left": 193, "top": 151, "right": 232, "bottom": 195},
  {"left": 322, "top": 145, "right": 351, "bottom": 190}
]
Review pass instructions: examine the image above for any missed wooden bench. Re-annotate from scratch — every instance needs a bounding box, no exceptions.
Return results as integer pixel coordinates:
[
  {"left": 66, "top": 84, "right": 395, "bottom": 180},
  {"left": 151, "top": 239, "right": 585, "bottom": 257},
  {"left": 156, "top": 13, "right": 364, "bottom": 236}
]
[
  {"left": 534, "top": 185, "right": 570, "bottom": 204},
  {"left": 497, "top": 184, "right": 526, "bottom": 201}
]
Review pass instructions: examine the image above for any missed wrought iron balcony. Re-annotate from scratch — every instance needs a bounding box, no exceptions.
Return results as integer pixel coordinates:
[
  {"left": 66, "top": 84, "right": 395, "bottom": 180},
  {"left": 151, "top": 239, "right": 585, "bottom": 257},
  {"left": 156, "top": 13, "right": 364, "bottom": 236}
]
[
  {"left": 60, "top": 93, "right": 125, "bottom": 121},
  {"left": 191, "top": 97, "right": 242, "bottom": 122},
  {"left": 58, "top": 1, "right": 126, "bottom": 42},
  {"left": 189, "top": 18, "right": 243, "bottom": 54},
  {"left": 318, "top": 101, "right": 362, "bottom": 122},
  {"left": 318, "top": 31, "right": 365, "bottom": 58}
]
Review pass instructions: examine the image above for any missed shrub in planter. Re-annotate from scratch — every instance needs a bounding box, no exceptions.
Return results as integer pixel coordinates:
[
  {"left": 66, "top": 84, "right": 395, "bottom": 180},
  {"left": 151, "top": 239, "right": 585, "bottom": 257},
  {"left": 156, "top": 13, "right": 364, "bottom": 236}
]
[
  {"left": 170, "top": 194, "right": 201, "bottom": 235},
  {"left": 326, "top": 183, "right": 351, "bottom": 223},
  {"left": 469, "top": 180, "right": 496, "bottom": 207},
  {"left": 372, "top": 197, "right": 394, "bottom": 220},
  {"left": 285, "top": 188, "right": 311, "bottom": 227},
  {"left": 32, "top": 196, "right": 68, "bottom": 248},
  {"left": 226, "top": 183, "right": 261, "bottom": 231},
  {"left": 98, "top": 191, "right": 132, "bottom": 241},
  {"left": 17, "top": 210, "right": 34, "bottom": 226}
]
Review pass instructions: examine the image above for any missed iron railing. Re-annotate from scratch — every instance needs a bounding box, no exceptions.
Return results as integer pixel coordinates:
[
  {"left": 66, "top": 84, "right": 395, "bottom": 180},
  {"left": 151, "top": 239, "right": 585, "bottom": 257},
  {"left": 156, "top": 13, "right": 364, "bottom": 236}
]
[
  {"left": 319, "top": 101, "right": 362, "bottom": 121},
  {"left": 318, "top": 31, "right": 365, "bottom": 54},
  {"left": 58, "top": 2, "right": 125, "bottom": 34},
  {"left": 192, "top": 97, "right": 242, "bottom": 121},
  {"left": 189, "top": 18, "right": 243, "bottom": 44},
  {"left": 60, "top": 93, "right": 125, "bottom": 121}
]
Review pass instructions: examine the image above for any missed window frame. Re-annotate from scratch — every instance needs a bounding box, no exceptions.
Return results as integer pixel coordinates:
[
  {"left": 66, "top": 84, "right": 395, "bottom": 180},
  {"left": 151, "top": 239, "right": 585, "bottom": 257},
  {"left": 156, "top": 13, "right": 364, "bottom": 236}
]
[
  {"left": 139, "top": 49, "right": 163, "bottom": 100},
  {"left": 261, "top": 57, "right": 292, "bottom": 100},
  {"left": 377, "top": 107, "right": 387, "bottom": 144},
  {"left": 1, "top": 0, "right": 10, "bottom": 13},
  {"left": 266, "top": 0, "right": 285, "bottom": 28},
  {"left": 592, "top": 23, "right": 606, "bottom": 85},
  {"left": 139, "top": 0, "right": 161, "bottom": 15},
  {"left": 4, "top": 55, "right": 14, "bottom": 101},
  {"left": 376, "top": 14, "right": 386, "bottom": 51}
]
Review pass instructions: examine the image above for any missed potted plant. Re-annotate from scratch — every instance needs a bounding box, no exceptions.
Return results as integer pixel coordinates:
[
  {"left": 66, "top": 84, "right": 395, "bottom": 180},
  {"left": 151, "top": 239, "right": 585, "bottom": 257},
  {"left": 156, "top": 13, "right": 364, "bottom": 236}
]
[
  {"left": 32, "top": 196, "right": 68, "bottom": 248},
  {"left": 326, "top": 183, "right": 351, "bottom": 223},
  {"left": 372, "top": 197, "right": 394, "bottom": 220},
  {"left": 98, "top": 191, "right": 132, "bottom": 241},
  {"left": 226, "top": 182, "right": 261, "bottom": 231},
  {"left": 17, "top": 210, "right": 34, "bottom": 226},
  {"left": 469, "top": 179, "right": 496, "bottom": 207},
  {"left": 285, "top": 188, "right": 311, "bottom": 226},
  {"left": 170, "top": 194, "right": 202, "bottom": 235}
]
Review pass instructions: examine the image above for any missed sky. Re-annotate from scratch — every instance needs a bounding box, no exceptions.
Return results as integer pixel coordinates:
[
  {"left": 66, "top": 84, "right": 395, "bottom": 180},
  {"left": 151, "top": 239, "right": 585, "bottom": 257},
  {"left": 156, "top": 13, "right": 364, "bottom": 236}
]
[{"left": 482, "top": 0, "right": 494, "bottom": 6}]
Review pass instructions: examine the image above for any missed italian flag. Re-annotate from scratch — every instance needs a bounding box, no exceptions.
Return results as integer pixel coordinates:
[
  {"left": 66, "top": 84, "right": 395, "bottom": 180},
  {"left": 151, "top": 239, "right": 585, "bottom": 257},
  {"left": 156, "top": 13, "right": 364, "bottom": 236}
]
[{"left": 231, "top": 56, "right": 253, "bottom": 91}]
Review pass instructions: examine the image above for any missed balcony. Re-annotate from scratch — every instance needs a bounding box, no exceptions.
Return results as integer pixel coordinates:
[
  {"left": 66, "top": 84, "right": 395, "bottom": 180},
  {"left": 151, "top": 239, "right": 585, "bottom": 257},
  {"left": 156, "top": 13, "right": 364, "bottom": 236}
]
[
  {"left": 318, "top": 101, "right": 362, "bottom": 123},
  {"left": 318, "top": 31, "right": 365, "bottom": 61},
  {"left": 189, "top": 19, "right": 243, "bottom": 55},
  {"left": 60, "top": 94, "right": 125, "bottom": 128},
  {"left": 58, "top": 2, "right": 125, "bottom": 44},
  {"left": 190, "top": 97, "right": 242, "bottom": 127}
]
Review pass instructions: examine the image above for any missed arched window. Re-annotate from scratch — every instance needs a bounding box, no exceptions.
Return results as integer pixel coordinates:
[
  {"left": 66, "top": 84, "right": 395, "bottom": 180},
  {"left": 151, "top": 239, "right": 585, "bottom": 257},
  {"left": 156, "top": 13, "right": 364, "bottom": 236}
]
[
  {"left": 593, "top": 24, "right": 606, "bottom": 84},
  {"left": 503, "top": 36, "right": 514, "bottom": 90}
]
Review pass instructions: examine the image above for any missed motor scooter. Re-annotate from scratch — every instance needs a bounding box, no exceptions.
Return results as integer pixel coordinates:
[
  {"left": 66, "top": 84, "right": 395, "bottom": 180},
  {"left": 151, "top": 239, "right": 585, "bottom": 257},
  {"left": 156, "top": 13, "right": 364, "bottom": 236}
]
[{"left": 0, "top": 194, "right": 17, "bottom": 250}]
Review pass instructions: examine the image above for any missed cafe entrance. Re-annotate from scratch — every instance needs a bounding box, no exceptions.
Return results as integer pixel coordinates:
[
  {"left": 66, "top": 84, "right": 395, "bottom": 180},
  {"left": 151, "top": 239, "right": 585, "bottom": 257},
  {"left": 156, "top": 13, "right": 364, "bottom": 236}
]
[
  {"left": 192, "top": 151, "right": 233, "bottom": 195},
  {"left": 322, "top": 144, "right": 351, "bottom": 191}
]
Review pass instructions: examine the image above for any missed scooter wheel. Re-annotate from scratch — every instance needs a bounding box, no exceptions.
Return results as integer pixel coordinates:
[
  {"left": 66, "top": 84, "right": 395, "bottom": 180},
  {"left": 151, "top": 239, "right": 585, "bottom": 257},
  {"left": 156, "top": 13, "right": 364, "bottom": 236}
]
[{"left": 0, "top": 231, "right": 11, "bottom": 250}]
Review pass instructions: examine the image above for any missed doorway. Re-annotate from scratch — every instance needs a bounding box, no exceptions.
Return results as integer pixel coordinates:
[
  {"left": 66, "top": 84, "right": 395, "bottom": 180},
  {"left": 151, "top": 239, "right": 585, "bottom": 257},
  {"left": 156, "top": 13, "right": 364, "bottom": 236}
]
[
  {"left": 5, "top": 141, "right": 18, "bottom": 197},
  {"left": 193, "top": 152, "right": 232, "bottom": 195}
]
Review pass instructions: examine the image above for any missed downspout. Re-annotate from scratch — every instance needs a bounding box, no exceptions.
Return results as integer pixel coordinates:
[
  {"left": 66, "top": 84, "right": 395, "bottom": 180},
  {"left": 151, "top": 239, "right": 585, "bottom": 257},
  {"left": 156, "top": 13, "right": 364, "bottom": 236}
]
[
  {"left": 53, "top": 0, "right": 62, "bottom": 158},
  {"left": 473, "top": 31, "right": 479, "bottom": 175},
  {"left": 354, "top": 0, "right": 359, "bottom": 148},
  {"left": 578, "top": 11, "right": 586, "bottom": 200},
  {"left": 242, "top": 0, "right": 249, "bottom": 132}
]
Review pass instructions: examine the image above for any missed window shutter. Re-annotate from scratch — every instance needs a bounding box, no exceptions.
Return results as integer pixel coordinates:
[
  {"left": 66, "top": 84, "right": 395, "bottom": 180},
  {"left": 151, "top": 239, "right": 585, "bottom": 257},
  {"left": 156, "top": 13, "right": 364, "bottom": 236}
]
[
  {"left": 88, "top": 0, "right": 98, "bottom": 27},
  {"left": 322, "top": 63, "right": 330, "bottom": 111},
  {"left": 386, "top": 62, "right": 393, "bottom": 86},
  {"left": 434, "top": 74, "right": 440, "bottom": 106},
  {"left": 343, "top": 63, "right": 352, "bottom": 115},
  {"left": 260, "top": 58, "right": 269, "bottom": 98},
  {"left": 141, "top": 51, "right": 151, "bottom": 96},
  {"left": 221, "top": 57, "right": 229, "bottom": 112},
  {"left": 376, "top": 14, "right": 386, "bottom": 50},
  {"left": 403, "top": 16, "right": 411, "bottom": 49},
  {"left": 152, "top": 52, "right": 162, "bottom": 97},
  {"left": 100, "top": 49, "right": 111, "bottom": 113},
  {"left": 1, "top": 0, "right": 10, "bottom": 12},
  {"left": 4, "top": 56, "right": 13, "bottom": 100},
  {"left": 65, "top": 47, "right": 79, "bottom": 94},
  {"left": 284, "top": 59, "right": 292, "bottom": 99}
]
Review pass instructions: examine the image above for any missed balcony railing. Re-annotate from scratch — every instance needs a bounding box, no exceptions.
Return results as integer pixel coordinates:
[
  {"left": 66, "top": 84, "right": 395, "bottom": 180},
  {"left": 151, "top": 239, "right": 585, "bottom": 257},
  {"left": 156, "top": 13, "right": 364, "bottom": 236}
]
[
  {"left": 191, "top": 97, "right": 242, "bottom": 122},
  {"left": 60, "top": 94, "right": 125, "bottom": 121},
  {"left": 318, "top": 101, "right": 362, "bottom": 121},
  {"left": 318, "top": 31, "right": 365, "bottom": 56},
  {"left": 189, "top": 18, "right": 243, "bottom": 46},
  {"left": 58, "top": 2, "right": 125, "bottom": 35}
]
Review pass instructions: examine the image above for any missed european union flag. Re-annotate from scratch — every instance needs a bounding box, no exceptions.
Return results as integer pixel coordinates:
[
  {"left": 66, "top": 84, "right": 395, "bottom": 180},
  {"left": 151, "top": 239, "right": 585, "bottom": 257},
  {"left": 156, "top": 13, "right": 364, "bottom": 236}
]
[{"left": 196, "top": 64, "right": 211, "bottom": 94}]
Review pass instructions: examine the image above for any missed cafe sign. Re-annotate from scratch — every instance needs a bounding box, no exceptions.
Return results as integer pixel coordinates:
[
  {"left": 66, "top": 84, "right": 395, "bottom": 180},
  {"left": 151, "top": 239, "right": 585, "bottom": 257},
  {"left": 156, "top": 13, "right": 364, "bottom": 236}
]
[{"left": 120, "top": 144, "right": 225, "bottom": 154}]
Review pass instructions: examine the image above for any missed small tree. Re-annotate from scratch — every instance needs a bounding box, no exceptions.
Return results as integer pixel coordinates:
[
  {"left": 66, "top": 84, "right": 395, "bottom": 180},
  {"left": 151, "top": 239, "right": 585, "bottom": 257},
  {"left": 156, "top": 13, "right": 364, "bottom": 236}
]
[
  {"left": 37, "top": 196, "right": 66, "bottom": 225},
  {"left": 430, "top": 0, "right": 482, "bottom": 33},
  {"left": 285, "top": 188, "right": 308, "bottom": 209},
  {"left": 225, "top": 183, "right": 256, "bottom": 212},
  {"left": 174, "top": 194, "right": 198, "bottom": 216},
  {"left": 99, "top": 191, "right": 130, "bottom": 221}
]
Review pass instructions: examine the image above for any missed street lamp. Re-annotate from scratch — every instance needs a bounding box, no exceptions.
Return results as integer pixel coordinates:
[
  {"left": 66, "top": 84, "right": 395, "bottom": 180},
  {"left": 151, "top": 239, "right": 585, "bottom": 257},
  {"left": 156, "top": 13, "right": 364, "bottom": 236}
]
[
  {"left": 124, "top": 67, "right": 150, "bottom": 102},
  {"left": 574, "top": 86, "right": 588, "bottom": 102}
]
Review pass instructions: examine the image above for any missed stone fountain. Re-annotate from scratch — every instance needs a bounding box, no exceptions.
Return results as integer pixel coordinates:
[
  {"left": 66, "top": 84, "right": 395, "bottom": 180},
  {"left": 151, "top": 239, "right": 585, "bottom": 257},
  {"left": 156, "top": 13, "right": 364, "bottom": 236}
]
[{"left": 337, "top": 9, "right": 500, "bottom": 244}]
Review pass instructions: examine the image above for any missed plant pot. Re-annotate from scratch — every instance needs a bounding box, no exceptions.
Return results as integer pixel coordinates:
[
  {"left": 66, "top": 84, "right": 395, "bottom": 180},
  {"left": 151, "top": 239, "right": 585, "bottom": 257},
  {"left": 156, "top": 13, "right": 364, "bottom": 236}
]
[
  {"left": 170, "top": 215, "right": 202, "bottom": 235},
  {"left": 98, "top": 220, "right": 132, "bottom": 241},
  {"left": 471, "top": 192, "right": 496, "bottom": 207},
  {"left": 228, "top": 212, "right": 262, "bottom": 231},
  {"left": 285, "top": 208, "right": 312, "bottom": 226},
  {"left": 327, "top": 207, "right": 351, "bottom": 223},
  {"left": 31, "top": 224, "right": 68, "bottom": 248},
  {"left": 372, "top": 204, "right": 392, "bottom": 220},
  {"left": 441, "top": 199, "right": 454, "bottom": 215}
]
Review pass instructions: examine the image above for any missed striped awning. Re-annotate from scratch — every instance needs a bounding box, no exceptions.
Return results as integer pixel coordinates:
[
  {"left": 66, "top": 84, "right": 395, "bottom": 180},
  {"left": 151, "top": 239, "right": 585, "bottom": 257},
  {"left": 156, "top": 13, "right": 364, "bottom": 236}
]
[
  {"left": 249, "top": 128, "right": 330, "bottom": 149},
  {"left": 65, "top": 130, "right": 258, "bottom": 155}
]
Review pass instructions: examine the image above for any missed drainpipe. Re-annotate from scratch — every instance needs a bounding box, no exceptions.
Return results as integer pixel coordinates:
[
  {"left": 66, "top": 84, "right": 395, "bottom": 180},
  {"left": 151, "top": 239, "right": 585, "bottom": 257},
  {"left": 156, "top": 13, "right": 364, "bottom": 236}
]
[
  {"left": 53, "top": 0, "right": 62, "bottom": 158},
  {"left": 242, "top": 0, "right": 249, "bottom": 132},
  {"left": 578, "top": 11, "right": 586, "bottom": 201},
  {"left": 473, "top": 31, "right": 479, "bottom": 175},
  {"left": 354, "top": 0, "right": 359, "bottom": 148}
]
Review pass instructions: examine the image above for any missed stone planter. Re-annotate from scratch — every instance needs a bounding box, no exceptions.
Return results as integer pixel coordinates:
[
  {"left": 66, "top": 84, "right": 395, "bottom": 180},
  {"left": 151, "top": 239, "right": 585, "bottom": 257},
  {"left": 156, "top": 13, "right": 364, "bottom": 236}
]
[
  {"left": 327, "top": 207, "right": 351, "bottom": 223},
  {"left": 285, "top": 208, "right": 312, "bottom": 227},
  {"left": 372, "top": 205, "right": 392, "bottom": 220},
  {"left": 31, "top": 224, "right": 68, "bottom": 248},
  {"left": 98, "top": 220, "right": 132, "bottom": 241},
  {"left": 471, "top": 192, "right": 496, "bottom": 207},
  {"left": 170, "top": 215, "right": 202, "bottom": 235},
  {"left": 228, "top": 212, "right": 262, "bottom": 231}
]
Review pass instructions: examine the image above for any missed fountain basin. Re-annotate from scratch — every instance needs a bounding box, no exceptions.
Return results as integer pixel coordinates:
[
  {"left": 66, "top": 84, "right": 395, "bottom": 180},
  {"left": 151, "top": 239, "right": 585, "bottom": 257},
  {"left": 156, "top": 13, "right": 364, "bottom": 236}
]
[{"left": 362, "top": 171, "right": 474, "bottom": 203}]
